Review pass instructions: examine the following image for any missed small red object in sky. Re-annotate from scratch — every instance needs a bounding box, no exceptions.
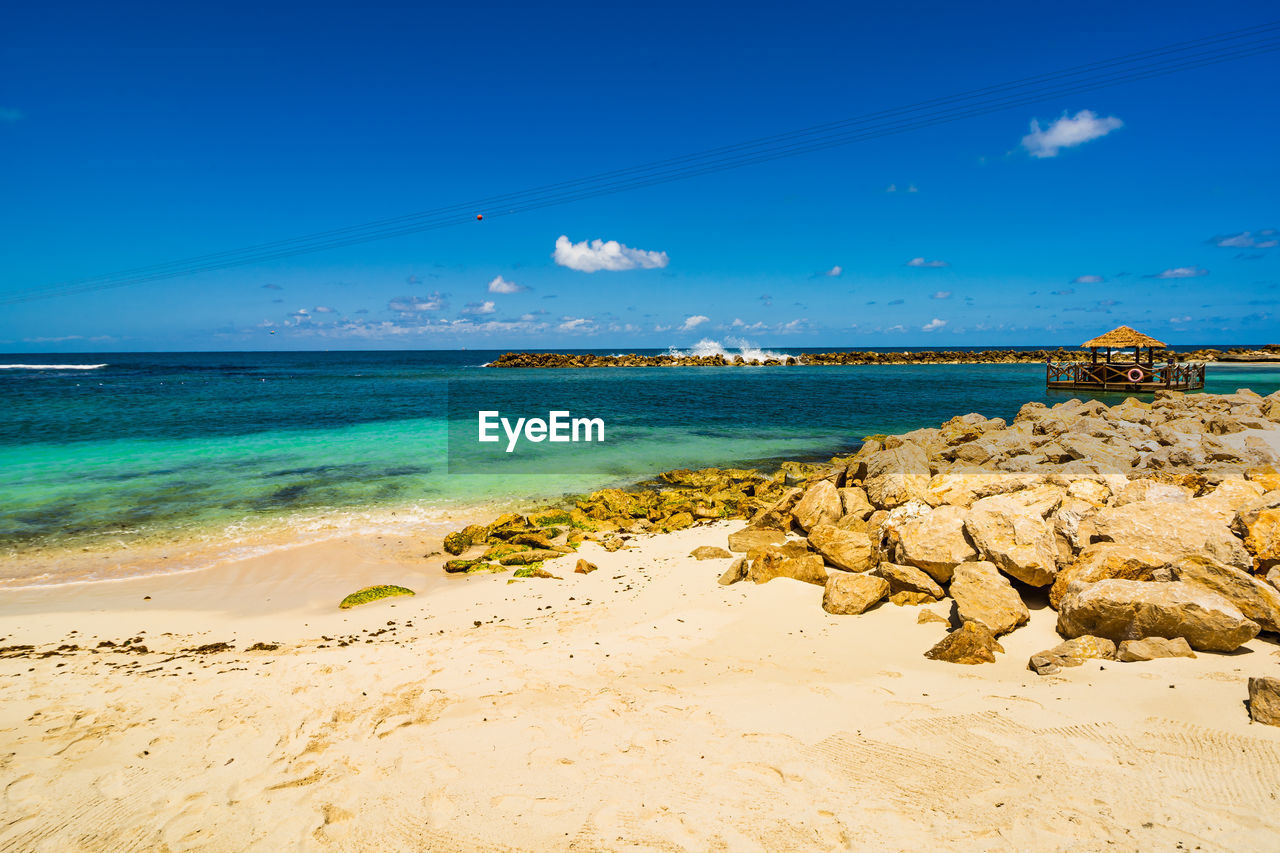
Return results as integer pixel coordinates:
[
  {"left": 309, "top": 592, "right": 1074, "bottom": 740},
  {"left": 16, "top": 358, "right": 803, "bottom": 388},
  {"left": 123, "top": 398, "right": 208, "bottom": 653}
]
[{"left": 476, "top": 214, "right": 483, "bottom": 220}]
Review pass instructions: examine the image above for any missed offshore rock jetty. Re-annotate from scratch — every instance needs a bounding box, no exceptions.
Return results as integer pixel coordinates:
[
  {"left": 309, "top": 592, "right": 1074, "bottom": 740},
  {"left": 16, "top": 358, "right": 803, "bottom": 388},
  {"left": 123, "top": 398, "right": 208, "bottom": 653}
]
[
  {"left": 487, "top": 346, "right": 1260, "bottom": 368},
  {"left": 443, "top": 389, "right": 1280, "bottom": 720}
]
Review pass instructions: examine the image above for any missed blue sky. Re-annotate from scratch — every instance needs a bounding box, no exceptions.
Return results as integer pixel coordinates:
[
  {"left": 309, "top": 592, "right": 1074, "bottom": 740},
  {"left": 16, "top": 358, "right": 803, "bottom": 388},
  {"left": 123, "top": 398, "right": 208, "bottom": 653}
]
[{"left": 1, "top": 0, "right": 1277, "bottom": 352}]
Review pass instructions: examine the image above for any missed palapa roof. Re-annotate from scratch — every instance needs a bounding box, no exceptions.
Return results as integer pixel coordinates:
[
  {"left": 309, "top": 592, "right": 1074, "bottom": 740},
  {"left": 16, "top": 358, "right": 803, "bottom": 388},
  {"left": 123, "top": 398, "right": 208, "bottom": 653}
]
[{"left": 1081, "top": 325, "right": 1167, "bottom": 349}]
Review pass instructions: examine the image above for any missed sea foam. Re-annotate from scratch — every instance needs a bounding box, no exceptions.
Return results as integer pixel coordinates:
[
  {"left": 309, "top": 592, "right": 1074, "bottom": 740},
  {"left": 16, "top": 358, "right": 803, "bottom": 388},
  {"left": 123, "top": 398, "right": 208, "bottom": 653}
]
[
  {"left": 0, "top": 363, "right": 107, "bottom": 370},
  {"left": 666, "top": 338, "right": 792, "bottom": 363}
]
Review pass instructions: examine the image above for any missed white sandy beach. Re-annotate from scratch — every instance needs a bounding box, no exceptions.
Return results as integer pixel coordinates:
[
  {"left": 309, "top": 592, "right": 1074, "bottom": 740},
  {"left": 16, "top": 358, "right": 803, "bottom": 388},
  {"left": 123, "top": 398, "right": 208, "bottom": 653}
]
[{"left": 2, "top": 518, "right": 1279, "bottom": 852}]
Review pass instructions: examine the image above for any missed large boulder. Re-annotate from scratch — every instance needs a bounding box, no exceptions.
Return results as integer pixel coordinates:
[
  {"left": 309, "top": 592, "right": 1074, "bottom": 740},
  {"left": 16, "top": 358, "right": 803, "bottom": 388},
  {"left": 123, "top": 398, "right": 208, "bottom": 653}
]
[
  {"left": 1089, "top": 500, "right": 1252, "bottom": 571},
  {"left": 1248, "top": 677, "right": 1280, "bottom": 726},
  {"left": 1237, "top": 505, "right": 1280, "bottom": 572},
  {"left": 808, "top": 523, "right": 875, "bottom": 572},
  {"left": 963, "top": 494, "right": 1060, "bottom": 587},
  {"left": 895, "top": 504, "right": 977, "bottom": 584},
  {"left": 1049, "top": 543, "right": 1172, "bottom": 609},
  {"left": 822, "top": 573, "right": 889, "bottom": 615},
  {"left": 862, "top": 443, "right": 930, "bottom": 508},
  {"left": 948, "top": 561, "right": 1029, "bottom": 636},
  {"left": 924, "top": 621, "right": 1004, "bottom": 665},
  {"left": 793, "top": 480, "right": 844, "bottom": 532},
  {"left": 748, "top": 487, "right": 803, "bottom": 530},
  {"left": 1057, "top": 579, "right": 1260, "bottom": 652},
  {"left": 746, "top": 552, "right": 829, "bottom": 586},
  {"left": 718, "top": 557, "right": 747, "bottom": 585},
  {"left": 1056, "top": 433, "right": 1138, "bottom": 472},
  {"left": 1028, "top": 636, "right": 1116, "bottom": 675},
  {"left": 1115, "top": 636, "right": 1196, "bottom": 661},
  {"left": 727, "top": 527, "right": 787, "bottom": 553},
  {"left": 1170, "top": 555, "right": 1280, "bottom": 633},
  {"left": 1195, "top": 479, "right": 1268, "bottom": 524},
  {"left": 838, "top": 486, "right": 875, "bottom": 520},
  {"left": 871, "top": 561, "right": 945, "bottom": 600},
  {"left": 1112, "top": 479, "right": 1193, "bottom": 506}
]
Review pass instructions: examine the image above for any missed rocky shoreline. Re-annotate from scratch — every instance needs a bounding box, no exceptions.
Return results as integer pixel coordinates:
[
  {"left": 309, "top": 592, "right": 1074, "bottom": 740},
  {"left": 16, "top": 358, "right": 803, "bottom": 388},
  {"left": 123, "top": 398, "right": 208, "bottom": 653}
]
[
  {"left": 441, "top": 389, "right": 1280, "bottom": 723},
  {"left": 486, "top": 345, "right": 1277, "bottom": 368}
]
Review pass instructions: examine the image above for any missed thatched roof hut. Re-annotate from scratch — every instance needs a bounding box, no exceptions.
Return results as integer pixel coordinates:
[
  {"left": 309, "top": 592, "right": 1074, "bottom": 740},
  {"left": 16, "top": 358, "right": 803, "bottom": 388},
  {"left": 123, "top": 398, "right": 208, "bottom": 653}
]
[{"left": 1081, "top": 325, "right": 1167, "bottom": 349}]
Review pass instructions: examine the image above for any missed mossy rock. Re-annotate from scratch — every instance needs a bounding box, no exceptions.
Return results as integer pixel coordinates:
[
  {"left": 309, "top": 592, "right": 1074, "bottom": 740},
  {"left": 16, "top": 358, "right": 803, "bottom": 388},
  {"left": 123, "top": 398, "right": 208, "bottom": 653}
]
[
  {"left": 444, "top": 558, "right": 480, "bottom": 573},
  {"left": 499, "top": 549, "right": 565, "bottom": 565},
  {"left": 339, "top": 585, "right": 415, "bottom": 609},
  {"left": 464, "top": 562, "right": 507, "bottom": 575},
  {"left": 530, "top": 509, "right": 572, "bottom": 527},
  {"left": 512, "top": 565, "right": 561, "bottom": 579},
  {"left": 442, "top": 530, "right": 473, "bottom": 555},
  {"left": 661, "top": 511, "right": 695, "bottom": 532},
  {"left": 511, "top": 531, "right": 556, "bottom": 550},
  {"left": 484, "top": 542, "right": 531, "bottom": 559},
  {"left": 487, "top": 513, "right": 531, "bottom": 540}
]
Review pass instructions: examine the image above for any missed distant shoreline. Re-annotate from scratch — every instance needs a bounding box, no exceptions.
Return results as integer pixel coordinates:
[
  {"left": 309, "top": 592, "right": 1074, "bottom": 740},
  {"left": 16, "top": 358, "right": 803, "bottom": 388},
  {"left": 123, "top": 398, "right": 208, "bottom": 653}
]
[{"left": 489, "top": 346, "right": 1280, "bottom": 368}]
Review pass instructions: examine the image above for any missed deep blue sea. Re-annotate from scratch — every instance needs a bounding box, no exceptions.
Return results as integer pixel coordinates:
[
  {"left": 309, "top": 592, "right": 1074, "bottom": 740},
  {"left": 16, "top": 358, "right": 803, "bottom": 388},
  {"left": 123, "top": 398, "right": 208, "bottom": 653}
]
[{"left": 2, "top": 346, "right": 1278, "bottom": 558}]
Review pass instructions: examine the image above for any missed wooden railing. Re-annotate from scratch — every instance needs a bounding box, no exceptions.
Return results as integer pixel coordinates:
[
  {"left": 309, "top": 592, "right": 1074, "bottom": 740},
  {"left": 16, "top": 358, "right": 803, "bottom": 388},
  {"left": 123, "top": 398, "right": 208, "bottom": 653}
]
[{"left": 1046, "top": 360, "right": 1204, "bottom": 389}]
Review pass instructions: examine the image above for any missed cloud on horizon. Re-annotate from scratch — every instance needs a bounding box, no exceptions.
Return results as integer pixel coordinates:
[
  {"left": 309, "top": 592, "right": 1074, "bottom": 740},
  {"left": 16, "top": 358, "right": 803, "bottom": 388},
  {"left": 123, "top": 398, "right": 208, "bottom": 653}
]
[
  {"left": 906, "top": 257, "right": 948, "bottom": 268},
  {"left": 680, "top": 314, "right": 710, "bottom": 331},
  {"left": 1021, "top": 109, "right": 1123, "bottom": 158},
  {"left": 553, "top": 235, "right": 669, "bottom": 272},
  {"left": 921, "top": 318, "right": 947, "bottom": 332}
]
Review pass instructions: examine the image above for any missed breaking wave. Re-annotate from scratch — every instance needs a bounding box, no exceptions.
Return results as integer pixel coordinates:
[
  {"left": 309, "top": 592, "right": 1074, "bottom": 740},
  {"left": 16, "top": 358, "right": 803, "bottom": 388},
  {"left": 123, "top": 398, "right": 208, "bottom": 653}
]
[
  {"left": 0, "top": 363, "right": 107, "bottom": 370},
  {"left": 666, "top": 338, "right": 792, "bottom": 363}
]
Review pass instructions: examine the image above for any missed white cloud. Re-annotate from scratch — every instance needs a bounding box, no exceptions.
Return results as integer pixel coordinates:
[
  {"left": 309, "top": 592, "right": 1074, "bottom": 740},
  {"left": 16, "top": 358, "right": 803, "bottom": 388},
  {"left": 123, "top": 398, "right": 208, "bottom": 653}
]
[
  {"left": 313, "top": 306, "right": 335, "bottom": 313},
  {"left": 777, "top": 318, "right": 810, "bottom": 333},
  {"left": 921, "top": 318, "right": 947, "bottom": 332},
  {"left": 885, "top": 184, "right": 897, "bottom": 193},
  {"left": 487, "top": 275, "right": 525, "bottom": 294},
  {"left": 558, "top": 316, "right": 592, "bottom": 332},
  {"left": 462, "top": 300, "right": 496, "bottom": 315},
  {"left": 680, "top": 314, "right": 710, "bottom": 331},
  {"left": 885, "top": 324, "right": 906, "bottom": 333},
  {"left": 1150, "top": 266, "right": 1208, "bottom": 279},
  {"left": 1021, "top": 109, "right": 1123, "bottom": 158},
  {"left": 1211, "top": 230, "right": 1278, "bottom": 249},
  {"left": 906, "top": 257, "right": 948, "bottom": 268},
  {"left": 931, "top": 291, "right": 951, "bottom": 300},
  {"left": 1169, "top": 315, "right": 1192, "bottom": 323},
  {"left": 906, "top": 184, "right": 918, "bottom": 193},
  {"left": 826, "top": 265, "right": 843, "bottom": 277},
  {"left": 388, "top": 292, "right": 447, "bottom": 313},
  {"left": 552, "top": 235, "right": 669, "bottom": 272},
  {"left": 1072, "top": 274, "right": 1105, "bottom": 284}
]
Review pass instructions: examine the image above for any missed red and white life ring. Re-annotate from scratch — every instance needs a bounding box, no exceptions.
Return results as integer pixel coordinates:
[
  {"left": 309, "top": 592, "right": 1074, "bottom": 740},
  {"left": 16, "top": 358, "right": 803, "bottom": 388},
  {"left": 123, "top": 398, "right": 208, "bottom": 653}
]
[{"left": 1126, "top": 367, "right": 1144, "bottom": 382}]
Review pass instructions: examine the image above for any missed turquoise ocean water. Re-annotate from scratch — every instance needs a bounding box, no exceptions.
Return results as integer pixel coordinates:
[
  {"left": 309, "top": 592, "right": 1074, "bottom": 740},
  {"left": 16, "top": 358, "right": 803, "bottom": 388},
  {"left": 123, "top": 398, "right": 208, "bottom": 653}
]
[{"left": 2, "top": 347, "right": 1278, "bottom": 568}]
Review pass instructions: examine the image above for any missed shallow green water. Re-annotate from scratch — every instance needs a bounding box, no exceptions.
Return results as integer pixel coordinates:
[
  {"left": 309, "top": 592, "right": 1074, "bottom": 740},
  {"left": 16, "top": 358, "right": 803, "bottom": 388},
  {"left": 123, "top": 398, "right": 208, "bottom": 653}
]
[{"left": 2, "top": 349, "right": 1276, "bottom": 555}]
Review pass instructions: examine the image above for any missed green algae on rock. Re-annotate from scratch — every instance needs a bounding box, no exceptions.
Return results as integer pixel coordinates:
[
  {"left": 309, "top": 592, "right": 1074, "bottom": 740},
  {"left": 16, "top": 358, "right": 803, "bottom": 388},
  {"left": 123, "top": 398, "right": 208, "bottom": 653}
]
[{"left": 338, "top": 585, "right": 415, "bottom": 609}]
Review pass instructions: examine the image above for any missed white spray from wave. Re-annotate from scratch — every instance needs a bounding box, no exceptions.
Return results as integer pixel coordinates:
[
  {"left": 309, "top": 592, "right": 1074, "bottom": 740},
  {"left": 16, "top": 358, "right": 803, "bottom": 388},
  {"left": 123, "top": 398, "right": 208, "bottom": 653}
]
[
  {"left": 666, "top": 338, "right": 792, "bottom": 363},
  {"left": 0, "top": 363, "right": 107, "bottom": 370}
]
